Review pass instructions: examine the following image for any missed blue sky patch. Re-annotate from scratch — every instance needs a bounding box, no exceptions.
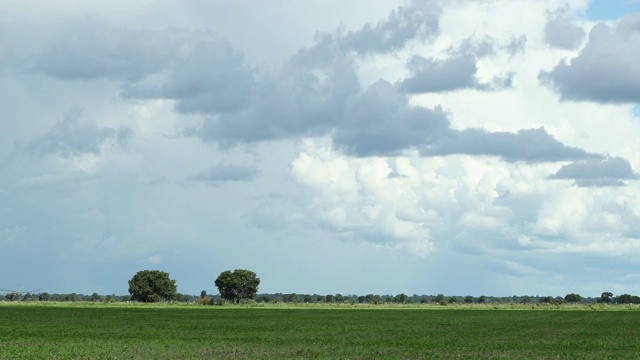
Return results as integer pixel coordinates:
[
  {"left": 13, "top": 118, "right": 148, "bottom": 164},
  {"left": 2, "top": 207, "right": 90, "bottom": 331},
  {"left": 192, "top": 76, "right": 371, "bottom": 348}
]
[{"left": 587, "top": 0, "right": 640, "bottom": 20}]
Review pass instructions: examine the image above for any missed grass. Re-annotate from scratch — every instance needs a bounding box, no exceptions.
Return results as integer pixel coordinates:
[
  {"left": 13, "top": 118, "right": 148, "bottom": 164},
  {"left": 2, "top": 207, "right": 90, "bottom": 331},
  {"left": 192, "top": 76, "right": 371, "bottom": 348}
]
[{"left": 1, "top": 302, "right": 640, "bottom": 359}]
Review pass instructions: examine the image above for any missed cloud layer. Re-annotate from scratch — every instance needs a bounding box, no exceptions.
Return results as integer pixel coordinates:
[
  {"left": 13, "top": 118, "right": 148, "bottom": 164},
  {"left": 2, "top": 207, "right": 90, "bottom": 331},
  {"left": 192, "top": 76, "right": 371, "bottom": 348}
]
[{"left": 2, "top": 0, "right": 640, "bottom": 297}]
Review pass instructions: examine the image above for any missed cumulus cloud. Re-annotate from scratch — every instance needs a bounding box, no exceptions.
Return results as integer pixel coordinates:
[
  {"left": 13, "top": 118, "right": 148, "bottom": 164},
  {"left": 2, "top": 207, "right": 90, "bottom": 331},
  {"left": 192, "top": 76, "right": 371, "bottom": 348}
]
[
  {"left": 332, "top": 80, "right": 450, "bottom": 156},
  {"left": 26, "top": 107, "right": 131, "bottom": 158},
  {"left": 399, "top": 56, "right": 478, "bottom": 92},
  {"left": 539, "top": 12, "right": 640, "bottom": 103},
  {"left": 550, "top": 157, "right": 638, "bottom": 187},
  {"left": 190, "top": 162, "right": 259, "bottom": 184},
  {"left": 399, "top": 55, "right": 513, "bottom": 93},
  {"left": 398, "top": 35, "right": 518, "bottom": 94},
  {"left": 122, "top": 37, "right": 256, "bottom": 114},
  {"left": 543, "top": 8, "right": 585, "bottom": 49},
  {"left": 28, "top": 4, "right": 594, "bottom": 163},
  {"left": 423, "top": 127, "right": 600, "bottom": 163},
  {"left": 34, "top": 22, "right": 174, "bottom": 81},
  {"left": 340, "top": 5, "right": 440, "bottom": 55}
]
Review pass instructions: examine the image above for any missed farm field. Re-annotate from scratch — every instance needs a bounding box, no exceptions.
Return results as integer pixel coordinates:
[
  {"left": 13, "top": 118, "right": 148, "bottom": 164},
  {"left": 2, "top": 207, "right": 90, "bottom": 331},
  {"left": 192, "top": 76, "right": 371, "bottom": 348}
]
[{"left": 1, "top": 303, "right": 640, "bottom": 359}]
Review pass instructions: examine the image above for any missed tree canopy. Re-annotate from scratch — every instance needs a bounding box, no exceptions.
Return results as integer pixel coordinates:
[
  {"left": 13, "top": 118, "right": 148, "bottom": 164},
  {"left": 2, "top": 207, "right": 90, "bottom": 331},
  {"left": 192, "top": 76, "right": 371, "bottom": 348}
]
[
  {"left": 564, "top": 293, "right": 582, "bottom": 303},
  {"left": 128, "top": 270, "right": 177, "bottom": 302},
  {"left": 215, "top": 269, "right": 260, "bottom": 304}
]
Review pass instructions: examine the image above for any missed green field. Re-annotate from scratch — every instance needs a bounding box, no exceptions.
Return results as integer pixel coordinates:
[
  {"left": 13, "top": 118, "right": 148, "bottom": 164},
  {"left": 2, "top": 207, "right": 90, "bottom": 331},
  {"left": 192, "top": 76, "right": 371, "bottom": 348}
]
[{"left": 2, "top": 303, "right": 640, "bottom": 359}]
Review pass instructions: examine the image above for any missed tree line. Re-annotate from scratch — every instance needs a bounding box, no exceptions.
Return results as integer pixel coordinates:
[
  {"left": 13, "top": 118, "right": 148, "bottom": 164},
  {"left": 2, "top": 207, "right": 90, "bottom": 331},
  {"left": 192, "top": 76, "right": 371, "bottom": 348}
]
[{"left": 4, "top": 269, "right": 640, "bottom": 306}]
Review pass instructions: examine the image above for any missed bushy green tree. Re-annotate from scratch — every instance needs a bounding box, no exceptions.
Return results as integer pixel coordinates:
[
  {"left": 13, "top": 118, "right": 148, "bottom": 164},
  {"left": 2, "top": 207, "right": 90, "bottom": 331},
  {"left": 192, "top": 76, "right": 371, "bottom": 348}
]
[
  {"left": 395, "top": 293, "right": 408, "bottom": 304},
  {"left": 600, "top": 292, "right": 613, "bottom": 304},
  {"left": 564, "top": 293, "right": 582, "bottom": 303},
  {"left": 214, "top": 269, "right": 260, "bottom": 304},
  {"left": 538, "top": 296, "right": 553, "bottom": 303},
  {"left": 616, "top": 294, "right": 640, "bottom": 304},
  {"left": 128, "top": 270, "right": 177, "bottom": 302},
  {"left": 463, "top": 295, "right": 474, "bottom": 304}
]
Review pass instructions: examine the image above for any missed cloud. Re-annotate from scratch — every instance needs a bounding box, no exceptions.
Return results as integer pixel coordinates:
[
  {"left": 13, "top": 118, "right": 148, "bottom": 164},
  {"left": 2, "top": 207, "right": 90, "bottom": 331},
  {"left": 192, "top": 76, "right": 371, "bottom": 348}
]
[
  {"left": 399, "top": 56, "right": 478, "bottom": 93},
  {"left": 539, "top": 12, "right": 640, "bottom": 103},
  {"left": 190, "top": 162, "right": 259, "bottom": 184},
  {"left": 550, "top": 157, "right": 638, "bottom": 187},
  {"left": 34, "top": 22, "right": 174, "bottom": 81},
  {"left": 332, "top": 80, "right": 450, "bottom": 156},
  {"left": 27, "top": 5, "right": 592, "bottom": 163},
  {"left": 26, "top": 107, "right": 131, "bottom": 158},
  {"left": 543, "top": 8, "right": 585, "bottom": 49},
  {"left": 339, "top": 5, "right": 440, "bottom": 55},
  {"left": 398, "top": 55, "right": 513, "bottom": 93},
  {"left": 122, "top": 37, "right": 256, "bottom": 115},
  {"left": 423, "top": 127, "right": 600, "bottom": 163}
]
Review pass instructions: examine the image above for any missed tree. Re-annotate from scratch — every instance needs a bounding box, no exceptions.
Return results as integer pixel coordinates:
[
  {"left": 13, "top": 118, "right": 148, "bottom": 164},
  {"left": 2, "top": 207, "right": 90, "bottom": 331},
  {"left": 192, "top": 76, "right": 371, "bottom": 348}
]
[
  {"left": 214, "top": 269, "right": 260, "bottom": 304},
  {"left": 564, "top": 293, "right": 582, "bottom": 303},
  {"left": 538, "top": 296, "right": 553, "bottom": 303},
  {"left": 616, "top": 294, "right": 640, "bottom": 304},
  {"left": 478, "top": 295, "right": 487, "bottom": 304},
  {"left": 128, "top": 270, "right": 177, "bottom": 302},
  {"left": 463, "top": 295, "right": 474, "bottom": 304},
  {"left": 38, "top": 292, "right": 50, "bottom": 302},
  {"left": 600, "top": 292, "right": 613, "bottom": 304},
  {"left": 395, "top": 293, "right": 408, "bottom": 304}
]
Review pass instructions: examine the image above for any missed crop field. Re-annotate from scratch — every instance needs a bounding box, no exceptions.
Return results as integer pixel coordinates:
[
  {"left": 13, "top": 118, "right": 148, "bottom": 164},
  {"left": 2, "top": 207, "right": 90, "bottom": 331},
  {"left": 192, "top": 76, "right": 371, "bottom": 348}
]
[{"left": 1, "top": 303, "right": 640, "bottom": 359}]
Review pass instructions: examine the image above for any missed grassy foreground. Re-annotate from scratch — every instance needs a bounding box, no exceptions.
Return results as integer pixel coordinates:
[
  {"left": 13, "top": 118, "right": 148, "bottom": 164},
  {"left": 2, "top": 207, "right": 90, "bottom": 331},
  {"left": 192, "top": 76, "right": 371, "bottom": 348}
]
[{"left": 1, "top": 303, "right": 640, "bottom": 359}]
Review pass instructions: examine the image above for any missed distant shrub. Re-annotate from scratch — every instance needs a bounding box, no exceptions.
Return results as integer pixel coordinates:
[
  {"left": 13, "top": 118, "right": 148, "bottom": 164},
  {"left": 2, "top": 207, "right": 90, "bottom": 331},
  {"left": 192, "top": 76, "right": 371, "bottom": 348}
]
[{"left": 196, "top": 297, "right": 215, "bottom": 305}]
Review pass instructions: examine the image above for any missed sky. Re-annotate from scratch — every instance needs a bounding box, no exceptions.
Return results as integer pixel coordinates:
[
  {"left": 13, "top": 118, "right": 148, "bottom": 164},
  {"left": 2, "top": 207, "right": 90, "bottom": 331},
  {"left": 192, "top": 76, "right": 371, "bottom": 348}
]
[{"left": 1, "top": 0, "right": 640, "bottom": 298}]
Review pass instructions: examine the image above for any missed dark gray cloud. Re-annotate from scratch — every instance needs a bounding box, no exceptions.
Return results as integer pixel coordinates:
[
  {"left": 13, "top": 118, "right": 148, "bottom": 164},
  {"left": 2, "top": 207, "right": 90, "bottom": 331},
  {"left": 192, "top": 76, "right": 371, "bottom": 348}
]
[
  {"left": 34, "top": 22, "right": 174, "bottom": 81},
  {"left": 27, "top": 5, "right": 593, "bottom": 163},
  {"left": 455, "top": 36, "right": 497, "bottom": 58},
  {"left": 423, "top": 127, "right": 600, "bottom": 163},
  {"left": 399, "top": 56, "right": 478, "bottom": 93},
  {"left": 539, "top": 13, "right": 640, "bottom": 103},
  {"left": 332, "top": 80, "right": 450, "bottom": 156},
  {"left": 340, "top": 6, "right": 440, "bottom": 55},
  {"left": 398, "top": 34, "right": 517, "bottom": 94},
  {"left": 122, "top": 38, "right": 256, "bottom": 114},
  {"left": 190, "top": 162, "right": 259, "bottom": 184},
  {"left": 550, "top": 157, "right": 638, "bottom": 187},
  {"left": 26, "top": 107, "right": 131, "bottom": 158},
  {"left": 191, "top": 59, "right": 360, "bottom": 145},
  {"left": 543, "top": 9, "right": 585, "bottom": 49},
  {"left": 290, "top": 5, "right": 439, "bottom": 69}
]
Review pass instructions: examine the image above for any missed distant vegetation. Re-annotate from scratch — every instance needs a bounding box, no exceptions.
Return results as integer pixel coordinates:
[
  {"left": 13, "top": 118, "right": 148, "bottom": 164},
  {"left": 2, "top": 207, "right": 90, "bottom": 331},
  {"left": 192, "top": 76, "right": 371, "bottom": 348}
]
[
  {"left": 5, "top": 291, "right": 640, "bottom": 306},
  {"left": 3, "top": 268, "right": 640, "bottom": 306}
]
